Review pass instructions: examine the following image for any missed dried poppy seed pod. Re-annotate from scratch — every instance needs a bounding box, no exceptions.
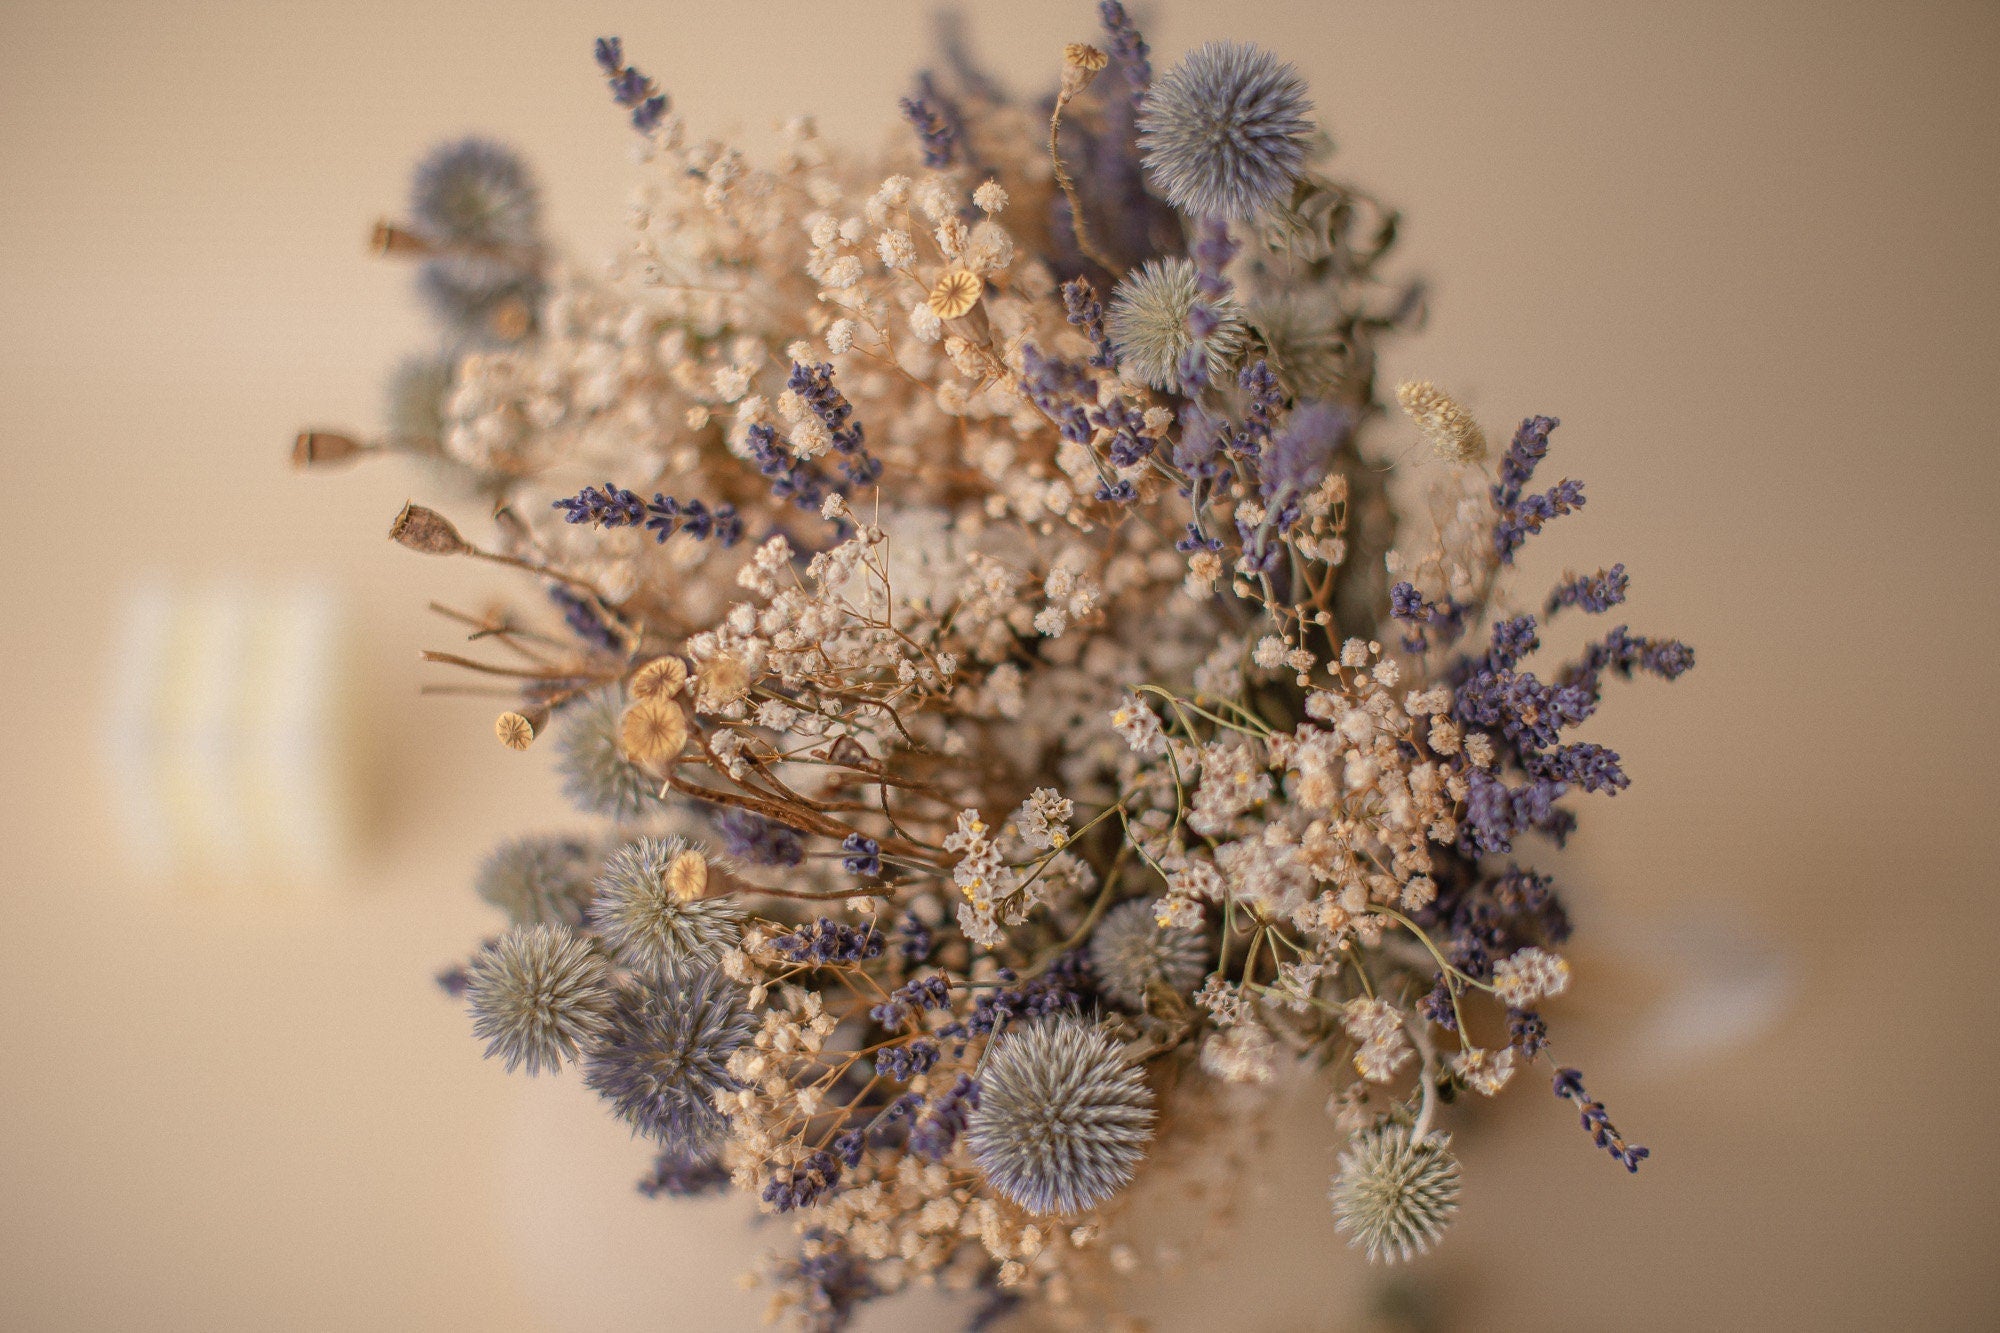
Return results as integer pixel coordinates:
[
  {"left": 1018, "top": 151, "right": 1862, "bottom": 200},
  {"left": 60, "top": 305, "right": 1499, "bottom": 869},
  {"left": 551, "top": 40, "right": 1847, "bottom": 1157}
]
[
  {"left": 664, "top": 849, "right": 708, "bottom": 902},
  {"left": 370, "top": 220, "right": 435, "bottom": 257},
  {"left": 926, "top": 269, "right": 983, "bottom": 321},
  {"left": 389, "top": 503, "right": 470, "bottom": 556},
  {"left": 631, "top": 656, "right": 689, "bottom": 700},
  {"left": 293, "top": 430, "right": 371, "bottom": 468},
  {"left": 495, "top": 706, "right": 549, "bottom": 750},
  {"left": 1060, "top": 43, "right": 1108, "bottom": 97},
  {"left": 619, "top": 696, "right": 688, "bottom": 766}
]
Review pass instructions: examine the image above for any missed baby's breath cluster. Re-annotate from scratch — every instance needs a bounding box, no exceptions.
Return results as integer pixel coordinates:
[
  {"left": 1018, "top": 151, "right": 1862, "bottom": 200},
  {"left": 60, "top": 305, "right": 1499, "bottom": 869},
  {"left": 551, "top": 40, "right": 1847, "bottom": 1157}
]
[{"left": 303, "top": 6, "right": 1693, "bottom": 1328}]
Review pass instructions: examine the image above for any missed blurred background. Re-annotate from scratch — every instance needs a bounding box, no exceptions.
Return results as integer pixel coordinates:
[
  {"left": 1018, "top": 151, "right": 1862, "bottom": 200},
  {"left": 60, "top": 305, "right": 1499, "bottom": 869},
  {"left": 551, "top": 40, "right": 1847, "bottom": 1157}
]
[{"left": 3, "top": 1, "right": 1996, "bottom": 1328}]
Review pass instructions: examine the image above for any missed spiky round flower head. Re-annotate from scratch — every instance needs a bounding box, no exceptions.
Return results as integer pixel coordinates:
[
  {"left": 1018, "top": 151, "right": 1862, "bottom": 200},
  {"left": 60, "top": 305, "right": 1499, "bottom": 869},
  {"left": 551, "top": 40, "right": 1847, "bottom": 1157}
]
[
  {"left": 592, "top": 836, "right": 743, "bottom": 970},
  {"left": 1249, "top": 293, "right": 1346, "bottom": 401},
  {"left": 475, "top": 834, "right": 598, "bottom": 928},
  {"left": 417, "top": 264, "right": 541, "bottom": 346},
  {"left": 1088, "top": 897, "right": 1210, "bottom": 1010},
  {"left": 409, "top": 137, "right": 541, "bottom": 258},
  {"left": 557, "top": 688, "right": 667, "bottom": 821},
  {"left": 966, "top": 1016, "right": 1155, "bottom": 1216},
  {"left": 1106, "top": 258, "right": 1246, "bottom": 391},
  {"left": 1138, "top": 41, "right": 1314, "bottom": 221},
  {"left": 585, "top": 962, "right": 753, "bottom": 1151},
  {"left": 464, "top": 923, "right": 615, "bottom": 1075},
  {"left": 1330, "top": 1124, "right": 1463, "bottom": 1263},
  {"left": 383, "top": 353, "right": 453, "bottom": 451}
]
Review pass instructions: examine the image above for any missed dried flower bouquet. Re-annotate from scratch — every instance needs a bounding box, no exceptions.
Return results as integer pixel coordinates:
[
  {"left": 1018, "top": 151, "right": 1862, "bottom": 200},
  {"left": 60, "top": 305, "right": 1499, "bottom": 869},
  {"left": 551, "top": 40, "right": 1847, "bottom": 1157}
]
[{"left": 299, "top": 7, "right": 1691, "bottom": 1329}]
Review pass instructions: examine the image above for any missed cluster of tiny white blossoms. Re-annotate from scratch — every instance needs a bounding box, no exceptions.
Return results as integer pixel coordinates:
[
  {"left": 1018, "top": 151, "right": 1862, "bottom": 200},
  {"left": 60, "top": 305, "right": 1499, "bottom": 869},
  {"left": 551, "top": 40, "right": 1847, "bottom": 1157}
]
[{"left": 304, "top": 10, "right": 1692, "bottom": 1330}]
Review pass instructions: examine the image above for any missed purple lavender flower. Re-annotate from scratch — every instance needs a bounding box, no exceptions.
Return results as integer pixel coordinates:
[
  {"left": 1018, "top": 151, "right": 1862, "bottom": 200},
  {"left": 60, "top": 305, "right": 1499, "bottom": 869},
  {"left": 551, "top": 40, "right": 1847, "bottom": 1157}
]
[
  {"left": 593, "top": 37, "right": 668, "bottom": 133},
  {"left": 1546, "top": 564, "right": 1630, "bottom": 617},
  {"left": 714, "top": 808, "right": 805, "bottom": 867}
]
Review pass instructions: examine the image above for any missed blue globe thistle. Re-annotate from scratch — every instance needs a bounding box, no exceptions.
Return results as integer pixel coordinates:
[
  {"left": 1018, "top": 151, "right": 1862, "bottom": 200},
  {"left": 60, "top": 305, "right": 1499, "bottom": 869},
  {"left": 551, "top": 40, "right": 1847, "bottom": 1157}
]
[
  {"left": 965, "top": 1016, "right": 1155, "bottom": 1215},
  {"left": 592, "top": 836, "right": 744, "bottom": 970},
  {"left": 1248, "top": 293, "right": 1345, "bottom": 401},
  {"left": 1137, "top": 41, "right": 1314, "bottom": 221},
  {"left": 1330, "top": 1124, "right": 1462, "bottom": 1263},
  {"left": 408, "top": 139, "right": 543, "bottom": 345},
  {"left": 556, "top": 688, "right": 666, "bottom": 821},
  {"left": 1106, "top": 257, "right": 1246, "bottom": 391},
  {"left": 475, "top": 834, "right": 598, "bottom": 928},
  {"left": 383, "top": 353, "right": 453, "bottom": 451},
  {"left": 585, "top": 962, "right": 753, "bottom": 1151},
  {"left": 1088, "top": 897, "right": 1210, "bottom": 1011},
  {"left": 417, "top": 264, "right": 541, "bottom": 347},
  {"left": 410, "top": 138, "right": 541, "bottom": 254},
  {"left": 464, "top": 923, "right": 615, "bottom": 1075}
]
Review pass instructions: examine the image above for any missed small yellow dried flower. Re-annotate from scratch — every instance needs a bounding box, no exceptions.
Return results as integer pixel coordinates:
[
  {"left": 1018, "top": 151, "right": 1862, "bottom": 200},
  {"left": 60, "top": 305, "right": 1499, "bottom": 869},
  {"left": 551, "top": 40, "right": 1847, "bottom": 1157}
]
[
  {"left": 926, "top": 268, "right": 982, "bottom": 320},
  {"left": 1396, "top": 380, "right": 1487, "bottom": 463},
  {"left": 495, "top": 707, "right": 548, "bottom": 750},
  {"left": 665, "top": 849, "right": 709, "bottom": 902},
  {"left": 388, "top": 503, "right": 469, "bottom": 556},
  {"left": 619, "top": 696, "right": 689, "bottom": 765},
  {"left": 631, "top": 655, "right": 689, "bottom": 700}
]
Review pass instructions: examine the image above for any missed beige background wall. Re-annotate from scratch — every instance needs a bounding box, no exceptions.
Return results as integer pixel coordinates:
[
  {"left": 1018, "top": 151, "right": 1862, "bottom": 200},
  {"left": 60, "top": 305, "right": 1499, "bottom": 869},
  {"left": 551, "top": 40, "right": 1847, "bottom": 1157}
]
[{"left": 3, "top": 1, "right": 1996, "bottom": 1329}]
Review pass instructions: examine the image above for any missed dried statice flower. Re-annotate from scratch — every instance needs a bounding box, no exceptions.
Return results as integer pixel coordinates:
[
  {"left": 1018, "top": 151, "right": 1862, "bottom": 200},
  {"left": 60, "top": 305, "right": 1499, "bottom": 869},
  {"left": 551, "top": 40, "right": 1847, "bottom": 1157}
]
[
  {"left": 1138, "top": 41, "right": 1314, "bottom": 220},
  {"left": 1106, "top": 256, "right": 1246, "bottom": 390},
  {"left": 555, "top": 688, "right": 666, "bottom": 822},
  {"left": 1088, "top": 897, "right": 1209, "bottom": 1010},
  {"left": 1330, "top": 1124, "right": 1462, "bottom": 1263},
  {"left": 475, "top": 834, "right": 598, "bottom": 927},
  {"left": 585, "top": 963, "right": 752, "bottom": 1151},
  {"left": 966, "top": 1016, "right": 1156, "bottom": 1215},
  {"left": 465, "top": 923, "right": 615, "bottom": 1075},
  {"left": 592, "top": 836, "right": 743, "bottom": 970}
]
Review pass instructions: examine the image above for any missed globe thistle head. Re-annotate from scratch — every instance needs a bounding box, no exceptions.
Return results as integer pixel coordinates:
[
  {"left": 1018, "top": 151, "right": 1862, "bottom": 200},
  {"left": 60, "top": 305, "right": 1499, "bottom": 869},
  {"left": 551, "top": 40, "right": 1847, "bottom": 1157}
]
[
  {"left": 1088, "top": 897, "right": 1210, "bottom": 1010},
  {"left": 592, "top": 836, "right": 743, "bottom": 970},
  {"left": 409, "top": 137, "right": 540, "bottom": 255},
  {"left": 1138, "top": 41, "right": 1314, "bottom": 221},
  {"left": 475, "top": 834, "right": 599, "bottom": 928},
  {"left": 383, "top": 353, "right": 454, "bottom": 452},
  {"left": 465, "top": 923, "right": 616, "bottom": 1076},
  {"left": 557, "top": 688, "right": 667, "bottom": 821},
  {"left": 584, "top": 962, "right": 753, "bottom": 1151},
  {"left": 966, "top": 1016, "right": 1155, "bottom": 1215},
  {"left": 1106, "top": 257, "right": 1246, "bottom": 391},
  {"left": 1248, "top": 293, "right": 1346, "bottom": 401},
  {"left": 1330, "top": 1124, "right": 1463, "bottom": 1263},
  {"left": 417, "top": 263, "right": 541, "bottom": 347}
]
